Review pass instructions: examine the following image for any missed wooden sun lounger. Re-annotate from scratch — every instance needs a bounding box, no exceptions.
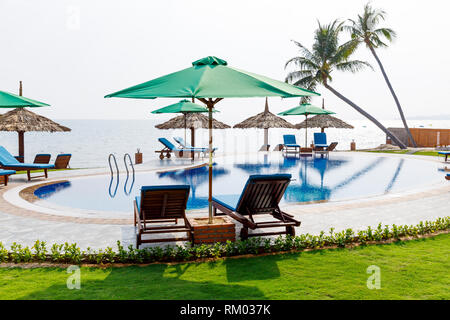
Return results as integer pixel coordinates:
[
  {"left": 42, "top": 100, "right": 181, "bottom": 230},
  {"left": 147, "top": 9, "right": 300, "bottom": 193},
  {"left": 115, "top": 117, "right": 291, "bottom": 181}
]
[
  {"left": 54, "top": 154, "right": 72, "bottom": 169},
  {"left": 314, "top": 142, "right": 338, "bottom": 157},
  {"left": 156, "top": 138, "right": 206, "bottom": 160},
  {"left": 134, "top": 185, "right": 193, "bottom": 248},
  {"left": 33, "top": 154, "right": 51, "bottom": 164},
  {"left": 0, "top": 146, "right": 54, "bottom": 181},
  {"left": 282, "top": 135, "right": 301, "bottom": 154},
  {"left": 212, "top": 174, "right": 301, "bottom": 240},
  {"left": 438, "top": 151, "right": 449, "bottom": 162}
]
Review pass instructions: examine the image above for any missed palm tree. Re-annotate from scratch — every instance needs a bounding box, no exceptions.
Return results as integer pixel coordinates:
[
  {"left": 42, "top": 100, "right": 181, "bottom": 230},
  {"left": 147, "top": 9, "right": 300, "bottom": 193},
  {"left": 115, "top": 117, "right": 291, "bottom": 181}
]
[
  {"left": 346, "top": 3, "right": 416, "bottom": 147},
  {"left": 285, "top": 20, "right": 407, "bottom": 149}
]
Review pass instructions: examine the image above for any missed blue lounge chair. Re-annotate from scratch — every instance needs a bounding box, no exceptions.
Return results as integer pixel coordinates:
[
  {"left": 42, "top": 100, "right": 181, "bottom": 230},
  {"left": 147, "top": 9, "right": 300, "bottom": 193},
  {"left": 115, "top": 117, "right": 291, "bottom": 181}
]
[
  {"left": 156, "top": 138, "right": 207, "bottom": 159},
  {"left": 438, "top": 151, "right": 449, "bottom": 162},
  {"left": 212, "top": 174, "right": 301, "bottom": 239},
  {"left": 173, "top": 137, "right": 217, "bottom": 153},
  {"left": 283, "top": 135, "right": 301, "bottom": 153},
  {"left": 0, "top": 146, "right": 54, "bottom": 181},
  {"left": 134, "top": 185, "right": 193, "bottom": 248},
  {"left": 314, "top": 132, "right": 328, "bottom": 148},
  {"left": 446, "top": 173, "right": 450, "bottom": 180},
  {"left": 0, "top": 169, "right": 16, "bottom": 186}
]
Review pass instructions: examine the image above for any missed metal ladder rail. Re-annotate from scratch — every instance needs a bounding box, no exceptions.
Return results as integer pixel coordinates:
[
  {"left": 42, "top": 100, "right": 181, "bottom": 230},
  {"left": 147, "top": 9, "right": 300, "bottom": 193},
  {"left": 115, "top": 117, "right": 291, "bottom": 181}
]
[
  {"left": 123, "top": 153, "right": 135, "bottom": 195},
  {"left": 108, "top": 153, "right": 120, "bottom": 198}
]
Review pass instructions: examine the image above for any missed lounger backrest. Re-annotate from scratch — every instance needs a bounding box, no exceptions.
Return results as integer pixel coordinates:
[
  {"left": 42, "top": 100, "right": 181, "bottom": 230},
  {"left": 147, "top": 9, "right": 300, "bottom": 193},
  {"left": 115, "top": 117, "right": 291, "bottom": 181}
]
[
  {"left": 173, "top": 137, "right": 186, "bottom": 148},
  {"left": 283, "top": 135, "right": 297, "bottom": 145},
  {"left": 158, "top": 138, "right": 177, "bottom": 151},
  {"left": 34, "top": 154, "right": 51, "bottom": 164},
  {"left": 236, "top": 174, "right": 291, "bottom": 215},
  {"left": 327, "top": 142, "right": 338, "bottom": 151},
  {"left": 0, "top": 146, "right": 19, "bottom": 165},
  {"left": 55, "top": 154, "right": 71, "bottom": 169},
  {"left": 139, "top": 185, "right": 190, "bottom": 220},
  {"left": 314, "top": 133, "right": 327, "bottom": 145}
]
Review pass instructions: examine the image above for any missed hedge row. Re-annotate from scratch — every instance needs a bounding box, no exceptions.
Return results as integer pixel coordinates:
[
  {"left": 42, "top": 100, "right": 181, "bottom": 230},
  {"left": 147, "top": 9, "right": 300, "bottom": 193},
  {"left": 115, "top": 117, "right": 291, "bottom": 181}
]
[{"left": 0, "top": 217, "right": 449, "bottom": 265}]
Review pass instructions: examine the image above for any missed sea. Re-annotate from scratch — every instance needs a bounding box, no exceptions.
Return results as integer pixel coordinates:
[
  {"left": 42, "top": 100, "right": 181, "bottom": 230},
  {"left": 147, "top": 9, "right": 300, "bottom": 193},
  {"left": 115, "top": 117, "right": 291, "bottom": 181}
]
[{"left": 0, "top": 119, "right": 449, "bottom": 168}]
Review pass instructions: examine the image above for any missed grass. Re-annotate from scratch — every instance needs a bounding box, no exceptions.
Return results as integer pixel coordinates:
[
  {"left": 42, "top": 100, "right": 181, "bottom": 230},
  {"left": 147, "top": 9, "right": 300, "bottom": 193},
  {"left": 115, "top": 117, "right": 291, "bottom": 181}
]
[
  {"left": 1, "top": 233, "right": 449, "bottom": 300},
  {"left": 364, "top": 150, "right": 442, "bottom": 157},
  {"left": 13, "top": 168, "right": 75, "bottom": 175}
]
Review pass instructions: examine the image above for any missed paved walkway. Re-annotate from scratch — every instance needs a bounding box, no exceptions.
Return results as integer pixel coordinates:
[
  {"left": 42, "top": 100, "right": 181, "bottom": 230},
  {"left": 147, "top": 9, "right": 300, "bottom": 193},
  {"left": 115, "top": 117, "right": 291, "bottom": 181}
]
[{"left": 0, "top": 152, "right": 448, "bottom": 250}]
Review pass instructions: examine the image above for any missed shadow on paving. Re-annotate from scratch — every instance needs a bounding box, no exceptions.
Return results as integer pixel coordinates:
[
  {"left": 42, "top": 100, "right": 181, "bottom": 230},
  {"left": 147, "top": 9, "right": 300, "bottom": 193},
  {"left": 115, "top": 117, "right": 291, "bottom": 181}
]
[{"left": 18, "top": 262, "right": 268, "bottom": 300}]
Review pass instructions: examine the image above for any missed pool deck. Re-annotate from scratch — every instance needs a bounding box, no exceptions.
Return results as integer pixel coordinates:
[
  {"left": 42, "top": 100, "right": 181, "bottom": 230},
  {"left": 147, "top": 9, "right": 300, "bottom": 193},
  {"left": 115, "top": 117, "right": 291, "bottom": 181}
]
[{"left": 0, "top": 152, "right": 448, "bottom": 250}]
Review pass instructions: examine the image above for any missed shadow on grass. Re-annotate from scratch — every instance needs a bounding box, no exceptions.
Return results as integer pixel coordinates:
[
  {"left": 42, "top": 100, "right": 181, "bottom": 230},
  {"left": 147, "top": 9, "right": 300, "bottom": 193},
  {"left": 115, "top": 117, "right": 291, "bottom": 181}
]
[
  {"left": 18, "top": 263, "right": 267, "bottom": 300},
  {"left": 224, "top": 254, "right": 282, "bottom": 282}
]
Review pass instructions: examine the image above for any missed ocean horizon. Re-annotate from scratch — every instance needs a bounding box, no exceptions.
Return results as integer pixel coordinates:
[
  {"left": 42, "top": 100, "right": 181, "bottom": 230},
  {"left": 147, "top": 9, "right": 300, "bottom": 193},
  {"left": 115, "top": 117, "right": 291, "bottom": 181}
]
[{"left": 0, "top": 118, "right": 449, "bottom": 168}]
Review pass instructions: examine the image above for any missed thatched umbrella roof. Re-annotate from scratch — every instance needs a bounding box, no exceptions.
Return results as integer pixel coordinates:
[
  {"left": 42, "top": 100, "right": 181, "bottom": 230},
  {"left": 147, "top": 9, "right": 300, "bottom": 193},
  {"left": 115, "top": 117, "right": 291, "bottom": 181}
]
[
  {"left": 155, "top": 112, "right": 230, "bottom": 129},
  {"left": 0, "top": 108, "right": 71, "bottom": 132},
  {"left": 295, "top": 114, "right": 354, "bottom": 130},
  {"left": 0, "top": 108, "right": 71, "bottom": 162},
  {"left": 233, "top": 98, "right": 294, "bottom": 129}
]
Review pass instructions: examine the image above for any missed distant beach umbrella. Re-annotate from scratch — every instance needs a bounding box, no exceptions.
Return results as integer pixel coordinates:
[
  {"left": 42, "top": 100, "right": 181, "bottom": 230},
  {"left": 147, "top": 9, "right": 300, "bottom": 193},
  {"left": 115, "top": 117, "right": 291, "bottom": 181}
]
[
  {"left": 295, "top": 100, "right": 353, "bottom": 133},
  {"left": 151, "top": 99, "right": 217, "bottom": 147},
  {"left": 105, "top": 55, "right": 319, "bottom": 223},
  {"left": 233, "top": 97, "right": 295, "bottom": 151},
  {"left": 0, "top": 81, "right": 62, "bottom": 161},
  {"left": 278, "top": 103, "right": 335, "bottom": 147},
  {"left": 0, "top": 108, "right": 71, "bottom": 162},
  {"left": 295, "top": 114, "right": 354, "bottom": 131}
]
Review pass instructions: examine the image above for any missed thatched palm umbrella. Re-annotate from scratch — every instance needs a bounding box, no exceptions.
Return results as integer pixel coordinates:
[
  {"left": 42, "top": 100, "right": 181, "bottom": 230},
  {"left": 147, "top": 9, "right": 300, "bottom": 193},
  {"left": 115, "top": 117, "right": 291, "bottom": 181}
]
[
  {"left": 0, "top": 108, "right": 71, "bottom": 162},
  {"left": 233, "top": 98, "right": 295, "bottom": 151},
  {"left": 295, "top": 114, "right": 354, "bottom": 132},
  {"left": 155, "top": 112, "right": 230, "bottom": 149}
]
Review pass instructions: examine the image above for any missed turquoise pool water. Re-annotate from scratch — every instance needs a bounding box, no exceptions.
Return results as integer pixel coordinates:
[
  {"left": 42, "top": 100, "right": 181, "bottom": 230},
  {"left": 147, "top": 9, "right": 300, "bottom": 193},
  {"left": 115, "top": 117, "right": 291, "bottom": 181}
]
[{"left": 34, "top": 153, "right": 443, "bottom": 213}]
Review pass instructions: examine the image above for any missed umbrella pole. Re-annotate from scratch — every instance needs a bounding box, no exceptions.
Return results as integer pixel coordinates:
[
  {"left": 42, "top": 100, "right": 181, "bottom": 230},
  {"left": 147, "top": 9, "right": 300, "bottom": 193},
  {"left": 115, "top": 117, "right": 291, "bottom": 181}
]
[
  {"left": 184, "top": 113, "right": 187, "bottom": 146},
  {"left": 18, "top": 131, "right": 24, "bottom": 162},
  {"left": 207, "top": 102, "right": 213, "bottom": 224},
  {"left": 305, "top": 115, "right": 308, "bottom": 147},
  {"left": 264, "top": 128, "right": 268, "bottom": 150},
  {"left": 191, "top": 127, "right": 195, "bottom": 161}
]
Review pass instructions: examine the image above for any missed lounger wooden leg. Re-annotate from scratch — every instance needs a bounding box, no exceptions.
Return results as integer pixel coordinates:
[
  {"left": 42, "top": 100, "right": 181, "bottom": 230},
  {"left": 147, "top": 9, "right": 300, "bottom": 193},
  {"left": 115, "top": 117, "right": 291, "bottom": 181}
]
[
  {"left": 44, "top": 169, "right": 48, "bottom": 178},
  {"left": 286, "top": 226, "right": 295, "bottom": 237},
  {"left": 240, "top": 227, "right": 249, "bottom": 240},
  {"left": 5, "top": 175, "right": 8, "bottom": 186},
  {"left": 136, "top": 233, "right": 141, "bottom": 249},
  {"left": 27, "top": 170, "right": 31, "bottom": 181}
]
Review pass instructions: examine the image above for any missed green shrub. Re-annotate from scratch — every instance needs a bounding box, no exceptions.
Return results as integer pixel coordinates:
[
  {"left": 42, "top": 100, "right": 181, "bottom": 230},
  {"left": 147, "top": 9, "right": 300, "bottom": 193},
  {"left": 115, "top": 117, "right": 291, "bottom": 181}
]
[{"left": 0, "top": 216, "right": 448, "bottom": 265}]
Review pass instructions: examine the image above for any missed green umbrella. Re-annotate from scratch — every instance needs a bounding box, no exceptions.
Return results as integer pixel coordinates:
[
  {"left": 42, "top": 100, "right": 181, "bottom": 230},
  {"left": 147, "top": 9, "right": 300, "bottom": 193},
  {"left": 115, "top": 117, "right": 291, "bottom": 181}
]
[
  {"left": 151, "top": 99, "right": 214, "bottom": 145},
  {"left": 0, "top": 81, "right": 50, "bottom": 160},
  {"left": 0, "top": 83, "right": 49, "bottom": 108},
  {"left": 278, "top": 103, "right": 335, "bottom": 147},
  {"left": 105, "top": 56, "right": 319, "bottom": 223}
]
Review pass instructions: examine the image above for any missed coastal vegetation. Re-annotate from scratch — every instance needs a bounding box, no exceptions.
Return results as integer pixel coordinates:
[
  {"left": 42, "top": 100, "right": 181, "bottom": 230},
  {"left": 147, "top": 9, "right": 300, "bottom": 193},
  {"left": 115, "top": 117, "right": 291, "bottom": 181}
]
[{"left": 286, "top": 3, "right": 412, "bottom": 149}]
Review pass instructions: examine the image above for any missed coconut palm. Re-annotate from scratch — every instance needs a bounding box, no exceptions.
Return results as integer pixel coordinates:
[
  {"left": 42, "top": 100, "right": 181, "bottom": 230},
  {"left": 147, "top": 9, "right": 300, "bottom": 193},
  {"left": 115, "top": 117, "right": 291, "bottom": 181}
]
[
  {"left": 346, "top": 3, "right": 416, "bottom": 147},
  {"left": 285, "top": 20, "right": 407, "bottom": 149}
]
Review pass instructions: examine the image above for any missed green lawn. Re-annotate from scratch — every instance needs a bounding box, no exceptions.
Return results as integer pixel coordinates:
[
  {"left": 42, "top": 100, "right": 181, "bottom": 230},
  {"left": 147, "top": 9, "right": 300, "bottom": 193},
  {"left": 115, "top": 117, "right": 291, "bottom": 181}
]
[
  {"left": 0, "top": 233, "right": 449, "bottom": 300},
  {"left": 364, "top": 149, "right": 442, "bottom": 157}
]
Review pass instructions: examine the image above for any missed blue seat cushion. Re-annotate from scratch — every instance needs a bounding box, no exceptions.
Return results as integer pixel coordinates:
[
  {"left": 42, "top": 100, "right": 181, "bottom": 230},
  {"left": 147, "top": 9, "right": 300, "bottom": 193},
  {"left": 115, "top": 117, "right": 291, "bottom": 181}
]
[
  {"left": 283, "top": 135, "right": 297, "bottom": 145},
  {"left": 141, "top": 185, "right": 190, "bottom": 192},
  {"left": 0, "top": 169, "right": 15, "bottom": 175},
  {"left": 314, "top": 133, "right": 328, "bottom": 146},
  {"left": 135, "top": 196, "right": 141, "bottom": 213},
  {"left": 284, "top": 144, "right": 300, "bottom": 148},
  {"left": 57, "top": 154, "right": 72, "bottom": 157},
  {"left": 315, "top": 144, "right": 328, "bottom": 148},
  {"left": 3, "top": 163, "right": 55, "bottom": 169},
  {"left": 212, "top": 194, "right": 241, "bottom": 212},
  {"left": 438, "top": 151, "right": 450, "bottom": 155}
]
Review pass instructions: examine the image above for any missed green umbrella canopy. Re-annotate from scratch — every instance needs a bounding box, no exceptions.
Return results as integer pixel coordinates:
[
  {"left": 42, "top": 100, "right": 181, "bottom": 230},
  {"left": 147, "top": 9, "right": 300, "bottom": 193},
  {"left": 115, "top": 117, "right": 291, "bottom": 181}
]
[
  {"left": 278, "top": 103, "right": 335, "bottom": 116},
  {"left": 151, "top": 99, "right": 213, "bottom": 114},
  {"left": 278, "top": 104, "right": 335, "bottom": 147},
  {"left": 105, "top": 56, "right": 320, "bottom": 99},
  {"left": 0, "top": 90, "right": 49, "bottom": 108}
]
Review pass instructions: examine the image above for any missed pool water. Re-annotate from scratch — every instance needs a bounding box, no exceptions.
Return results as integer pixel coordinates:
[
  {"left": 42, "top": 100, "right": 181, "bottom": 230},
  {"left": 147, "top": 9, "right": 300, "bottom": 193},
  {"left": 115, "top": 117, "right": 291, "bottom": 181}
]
[{"left": 34, "top": 153, "right": 443, "bottom": 213}]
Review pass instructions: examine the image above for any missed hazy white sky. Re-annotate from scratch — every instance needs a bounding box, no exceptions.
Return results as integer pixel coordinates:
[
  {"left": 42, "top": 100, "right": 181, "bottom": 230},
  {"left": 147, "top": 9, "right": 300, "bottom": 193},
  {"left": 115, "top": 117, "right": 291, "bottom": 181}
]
[{"left": 1, "top": 0, "right": 449, "bottom": 124}]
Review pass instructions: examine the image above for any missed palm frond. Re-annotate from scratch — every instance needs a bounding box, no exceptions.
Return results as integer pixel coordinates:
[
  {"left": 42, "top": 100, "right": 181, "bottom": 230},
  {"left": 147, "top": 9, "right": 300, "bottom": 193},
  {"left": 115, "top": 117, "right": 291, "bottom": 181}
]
[{"left": 336, "top": 60, "right": 373, "bottom": 73}]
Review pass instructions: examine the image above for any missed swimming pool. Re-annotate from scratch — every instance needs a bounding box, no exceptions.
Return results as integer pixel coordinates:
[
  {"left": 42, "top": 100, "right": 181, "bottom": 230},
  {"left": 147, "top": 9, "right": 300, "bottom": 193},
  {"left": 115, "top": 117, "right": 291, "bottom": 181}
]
[{"left": 33, "top": 153, "right": 443, "bottom": 213}]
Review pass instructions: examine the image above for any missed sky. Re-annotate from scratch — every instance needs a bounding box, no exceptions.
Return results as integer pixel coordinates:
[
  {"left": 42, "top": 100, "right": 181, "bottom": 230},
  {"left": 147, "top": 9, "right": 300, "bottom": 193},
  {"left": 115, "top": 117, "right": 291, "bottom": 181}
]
[{"left": 0, "top": 0, "right": 449, "bottom": 125}]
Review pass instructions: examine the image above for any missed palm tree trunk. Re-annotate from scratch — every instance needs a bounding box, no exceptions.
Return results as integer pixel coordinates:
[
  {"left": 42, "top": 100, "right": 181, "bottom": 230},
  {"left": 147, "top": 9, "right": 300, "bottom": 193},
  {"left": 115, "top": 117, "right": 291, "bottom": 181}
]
[
  {"left": 368, "top": 45, "right": 417, "bottom": 147},
  {"left": 324, "top": 83, "right": 407, "bottom": 149}
]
